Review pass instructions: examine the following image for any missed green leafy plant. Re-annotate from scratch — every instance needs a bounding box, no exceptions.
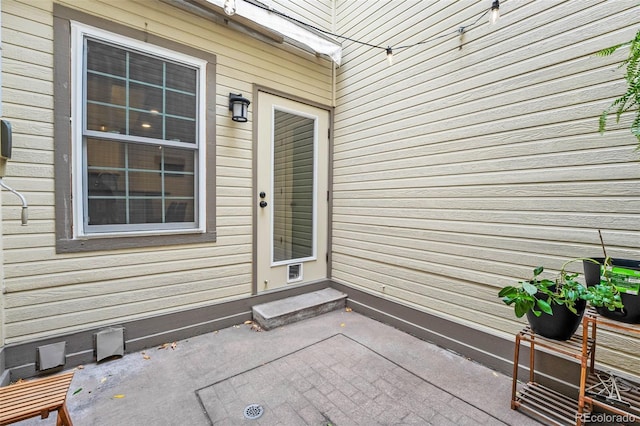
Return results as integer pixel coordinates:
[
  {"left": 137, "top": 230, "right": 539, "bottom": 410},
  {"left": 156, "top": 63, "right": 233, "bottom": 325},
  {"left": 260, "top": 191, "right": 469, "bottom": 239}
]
[
  {"left": 583, "top": 258, "right": 626, "bottom": 312},
  {"left": 498, "top": 266, "right": 553, "bottom": 318},
  {"left": 498, "top": 258, "right": 623, "bottom": 318},
  {"left": 598, "top": 28, "right": 640, "bottom": 145},
  {"left": 499, "top": 265, "right": 585, "bottom": 318}
]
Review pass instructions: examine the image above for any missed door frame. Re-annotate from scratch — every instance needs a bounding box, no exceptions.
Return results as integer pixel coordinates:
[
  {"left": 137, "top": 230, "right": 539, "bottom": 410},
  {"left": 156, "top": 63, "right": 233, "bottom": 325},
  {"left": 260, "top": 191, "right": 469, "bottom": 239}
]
[{"left": 252, "top": 86, "right": 334, "bottom": 295}]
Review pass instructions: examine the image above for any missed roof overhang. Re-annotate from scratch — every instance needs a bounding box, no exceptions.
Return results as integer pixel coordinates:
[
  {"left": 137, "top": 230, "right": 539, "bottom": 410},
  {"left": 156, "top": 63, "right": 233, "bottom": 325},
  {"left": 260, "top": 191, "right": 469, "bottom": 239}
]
[{"left": 167, "top": 0, "right": 342, "bottom": 65}]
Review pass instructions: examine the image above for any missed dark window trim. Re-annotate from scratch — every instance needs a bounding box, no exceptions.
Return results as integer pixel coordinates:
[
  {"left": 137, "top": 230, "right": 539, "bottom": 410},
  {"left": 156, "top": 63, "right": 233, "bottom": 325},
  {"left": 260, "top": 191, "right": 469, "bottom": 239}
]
[{"left": 54, "top": 4, "right": 217, "bottom": 253}]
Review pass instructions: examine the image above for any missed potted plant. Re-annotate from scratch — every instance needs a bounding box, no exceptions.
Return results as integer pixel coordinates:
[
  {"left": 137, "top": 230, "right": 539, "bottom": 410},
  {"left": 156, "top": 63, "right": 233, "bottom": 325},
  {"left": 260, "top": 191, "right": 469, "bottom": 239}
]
[
  {"left": 499, "top": 258, "right": 623, "bottom": 340},
  {"left": 582, "top": 232, "right": 640, "bottom": 323},
  {"left": 583, "top": 257, "right": 640, "bottom": 323}
]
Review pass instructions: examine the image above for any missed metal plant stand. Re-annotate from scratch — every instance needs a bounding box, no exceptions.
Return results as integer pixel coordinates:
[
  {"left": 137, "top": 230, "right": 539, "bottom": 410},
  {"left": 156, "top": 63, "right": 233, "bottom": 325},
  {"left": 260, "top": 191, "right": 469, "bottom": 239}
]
[
  {"left": 581, "top": 314, "right": 640, "bottom": 424},
  {"left": 511, "top": 319, "right": 594, "bottom": 425},
  {"left": 511, "top": 309, "right": 640, "bottom": 425}
]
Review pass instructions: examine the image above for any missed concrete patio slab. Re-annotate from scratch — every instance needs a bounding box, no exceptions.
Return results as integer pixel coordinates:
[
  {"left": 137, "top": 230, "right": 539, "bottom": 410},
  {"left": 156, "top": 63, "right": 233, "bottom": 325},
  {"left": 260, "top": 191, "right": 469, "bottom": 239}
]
[
  {"left": 198, "top": 334, "right": 499, "bottom": 425},
  {"left": 12, "top": 309, "right": 540, "bottom": 425}
]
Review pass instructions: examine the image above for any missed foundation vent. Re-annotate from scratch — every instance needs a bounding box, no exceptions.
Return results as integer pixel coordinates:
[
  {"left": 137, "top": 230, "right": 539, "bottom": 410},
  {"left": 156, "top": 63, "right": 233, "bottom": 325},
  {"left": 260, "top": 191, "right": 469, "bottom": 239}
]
[
  {"left": 36, "top": 341, "right": 66, "bottom": 371},
  {"left": 95, "top": 327, "right": 125, "bottom": 362}
]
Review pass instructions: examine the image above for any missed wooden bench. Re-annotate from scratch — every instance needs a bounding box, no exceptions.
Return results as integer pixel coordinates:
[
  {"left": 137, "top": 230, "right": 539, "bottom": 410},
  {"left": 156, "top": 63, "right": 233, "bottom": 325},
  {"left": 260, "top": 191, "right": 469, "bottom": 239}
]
[{"left": 0, "top": 371, "right": 74, "bottom": 426}]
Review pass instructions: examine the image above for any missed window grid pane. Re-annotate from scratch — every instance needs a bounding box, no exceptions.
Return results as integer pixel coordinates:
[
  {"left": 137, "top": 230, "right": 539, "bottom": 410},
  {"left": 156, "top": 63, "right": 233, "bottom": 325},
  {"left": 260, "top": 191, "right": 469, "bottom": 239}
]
[
  {"left": 85, "top": 39, "right": 197, "bottom": 143},
  {"left": 86, "top": 139, "right": 196, "bottom": 226},
  {"left": 84, "top": 38, "right": 199, "bottom": 231}
]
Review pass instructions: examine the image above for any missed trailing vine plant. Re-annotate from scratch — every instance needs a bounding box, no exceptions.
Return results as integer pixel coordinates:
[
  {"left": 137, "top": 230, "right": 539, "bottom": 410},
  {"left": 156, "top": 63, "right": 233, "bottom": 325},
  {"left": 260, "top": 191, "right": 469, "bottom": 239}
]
[
  {"left": 598, "top": 28, "right": 640, "bottom": 145},
  {"left": 498, "top": 258, "right": 623, "bottom": 319}
]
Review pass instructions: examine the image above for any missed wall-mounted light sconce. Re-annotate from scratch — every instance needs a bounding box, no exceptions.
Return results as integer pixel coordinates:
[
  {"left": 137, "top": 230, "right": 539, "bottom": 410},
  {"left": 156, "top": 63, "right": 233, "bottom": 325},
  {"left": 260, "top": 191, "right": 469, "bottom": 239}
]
[{"left": 229, "top": 93, "right": 250, "bottom": 122}]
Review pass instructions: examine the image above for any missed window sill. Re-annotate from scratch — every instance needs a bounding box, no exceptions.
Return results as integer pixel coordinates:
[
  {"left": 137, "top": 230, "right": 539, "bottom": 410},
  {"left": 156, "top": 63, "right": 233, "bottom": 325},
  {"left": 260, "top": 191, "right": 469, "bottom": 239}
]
[{"left": 56, "top": 231, "right": 217, "bottom": 253}]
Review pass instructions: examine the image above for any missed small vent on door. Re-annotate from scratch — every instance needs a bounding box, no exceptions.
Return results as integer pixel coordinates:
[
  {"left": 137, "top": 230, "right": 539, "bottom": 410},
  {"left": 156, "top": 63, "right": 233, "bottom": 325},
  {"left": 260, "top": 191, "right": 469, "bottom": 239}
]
[{"left": 288, "top": 263, "right": 302, "bottom": 283}]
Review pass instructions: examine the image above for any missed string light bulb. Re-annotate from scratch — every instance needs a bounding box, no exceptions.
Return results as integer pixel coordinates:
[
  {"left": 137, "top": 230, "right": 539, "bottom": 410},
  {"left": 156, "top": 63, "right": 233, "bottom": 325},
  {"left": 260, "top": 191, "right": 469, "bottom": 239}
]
[
  {"left": 386, "top": 47, "right": 393, "bottom": 66},
  {"left": 224, "top": 0, "right": 236, "bottom": 16},
  {"left": 490, "top": 0, "right": 500, "bottom": 25}
]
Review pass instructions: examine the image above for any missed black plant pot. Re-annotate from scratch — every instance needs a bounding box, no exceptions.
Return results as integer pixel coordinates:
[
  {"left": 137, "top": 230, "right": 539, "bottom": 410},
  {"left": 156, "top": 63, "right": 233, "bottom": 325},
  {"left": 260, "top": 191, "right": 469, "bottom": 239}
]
[
  {"left": 526, "top": 296, "right": 586, "bottom": 340},
  {"left": 583, "top": 258, "right": 640, "bottom": 324}
]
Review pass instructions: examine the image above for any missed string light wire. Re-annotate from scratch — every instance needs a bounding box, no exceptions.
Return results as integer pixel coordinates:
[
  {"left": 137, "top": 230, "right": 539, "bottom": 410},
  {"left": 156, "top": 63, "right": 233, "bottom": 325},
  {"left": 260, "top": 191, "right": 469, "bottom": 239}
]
[
  {"left": 245, "top": 0, "right": 498, "bottom": 63},
  {"left": 395, "top": 7, "right": 491, "bottom": 50}
]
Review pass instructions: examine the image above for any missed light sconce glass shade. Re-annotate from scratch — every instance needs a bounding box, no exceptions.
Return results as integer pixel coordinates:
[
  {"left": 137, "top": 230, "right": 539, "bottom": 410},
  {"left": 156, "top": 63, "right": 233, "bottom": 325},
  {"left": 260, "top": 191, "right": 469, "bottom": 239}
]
[
  {"left": 490, "top": 0, "right": 500, "bottom": 25},
  {"left": 229, "top": 93, "right": 250, "bottom": 122}
]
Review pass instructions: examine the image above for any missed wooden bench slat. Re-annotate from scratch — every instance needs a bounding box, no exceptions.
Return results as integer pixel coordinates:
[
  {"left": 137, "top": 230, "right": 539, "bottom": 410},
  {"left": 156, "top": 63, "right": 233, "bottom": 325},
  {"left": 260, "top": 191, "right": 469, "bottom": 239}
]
[
  {"left": 4, "top": 384, "right": 71, "bottom": 399},
  {"left": 4, "top": 376, "right": 73, "bottom": 390},
  {"left": 3, "top": 395, "right": 68, "bottom": 414},
  {"left": 1, "top": 393, "right": 69, "bottom": 414},
  {"left": 2, "top": 410, "right": 56, "bottom": 423},
  {"left": 2, "top": 401, "right": 67, "bottom": 420},
  {"left": 3, "top": 382, "right": 72, "bottom": 399},
  {"left": 2, "top": 398, "right": 68, "bottom": 415},
  {"left": 1, "top": 372, "right": 74, "bottom": 393},
  {"left": 0, "top": 371, "right": 74, "bottom": 426},
  {"left": 0, "top": 371, "right": 74, "bottom": 393},
  {"left": 2, "top": 382, "right": 72, "bottom": 407},
  {"left": 6, "top": 372, "right": 73, "bottom": 385},
  {"left": 1, "top": 406, "right": 71, "bottom": 424},
  {"left": 2, "top": 371, "right": 74, "bottom": 387},
  {"left": 1, "top": 408, "right": 65, "bottom": 424},
  {"left": 2, "top": 411, "right": 62, "bottom": 425}
]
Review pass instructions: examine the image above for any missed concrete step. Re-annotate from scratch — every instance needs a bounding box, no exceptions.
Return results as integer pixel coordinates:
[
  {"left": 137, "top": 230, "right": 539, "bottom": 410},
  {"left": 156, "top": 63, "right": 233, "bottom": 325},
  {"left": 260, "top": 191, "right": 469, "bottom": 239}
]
[{"left": 252, "top": 287, "right": 347, "bottom": 330}]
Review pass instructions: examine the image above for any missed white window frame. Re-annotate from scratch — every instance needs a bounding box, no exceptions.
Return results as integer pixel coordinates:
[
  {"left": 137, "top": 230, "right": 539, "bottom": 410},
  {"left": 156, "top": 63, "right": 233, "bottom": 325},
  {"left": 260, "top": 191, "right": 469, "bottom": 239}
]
[{"left": 70, "top": 22, "right": 207, "bottom": 238}]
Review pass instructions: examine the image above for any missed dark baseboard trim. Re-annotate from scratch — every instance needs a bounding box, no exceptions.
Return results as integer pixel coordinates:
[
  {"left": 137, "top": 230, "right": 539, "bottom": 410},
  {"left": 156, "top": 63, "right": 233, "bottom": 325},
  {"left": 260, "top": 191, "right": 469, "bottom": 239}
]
[
  {"left": 0, "top": 347, "right": 7, "bottom": 386},
  {"left": 1, "top": 280, "right": 329, "bottom": 383},
  {"left": 331, "top": 281, "right": 583, "bottom": 397},
  {"left": 1, "top": 279, "right": 582, "bottom": 397}
]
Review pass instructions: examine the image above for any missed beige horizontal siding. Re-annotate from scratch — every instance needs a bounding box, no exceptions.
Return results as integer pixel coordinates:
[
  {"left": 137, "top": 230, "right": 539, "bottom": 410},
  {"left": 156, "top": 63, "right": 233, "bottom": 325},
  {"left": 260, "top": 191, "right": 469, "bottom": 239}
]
[
  {"left": 333, "top": 0, "right": 640, "bottom": 376},
  {"left": 271, "top": 0, "right": 333, "bottom": 33},
  {"left": 0, "top": 0, "right": 332, "bottom": 343}
]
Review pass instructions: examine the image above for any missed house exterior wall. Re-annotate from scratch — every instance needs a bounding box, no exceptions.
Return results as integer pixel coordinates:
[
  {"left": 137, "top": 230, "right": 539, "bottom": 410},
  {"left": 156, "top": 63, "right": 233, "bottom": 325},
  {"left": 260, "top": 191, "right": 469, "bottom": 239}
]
[
  {"left": 0, "top": 0, "right": 333, "bottom": 346},
  {"left": 3, "top": 0, "right": 640, "bottom": 389},
  {"left": 332, "top": 0, "right": 640, "bottom": 375}
]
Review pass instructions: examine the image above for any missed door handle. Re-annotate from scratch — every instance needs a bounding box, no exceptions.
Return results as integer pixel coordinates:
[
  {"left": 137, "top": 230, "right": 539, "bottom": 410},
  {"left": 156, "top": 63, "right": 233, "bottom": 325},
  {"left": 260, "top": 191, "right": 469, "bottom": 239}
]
[{"left": 259, "top": 201, "right": 268, "bottom": 208}]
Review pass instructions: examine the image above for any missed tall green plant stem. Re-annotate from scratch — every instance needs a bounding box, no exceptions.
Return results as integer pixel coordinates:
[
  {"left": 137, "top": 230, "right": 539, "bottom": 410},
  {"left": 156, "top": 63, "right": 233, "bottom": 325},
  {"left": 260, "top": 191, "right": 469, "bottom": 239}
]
[{"left": 598, "top": 28, "right": 640, "bottom": 146}]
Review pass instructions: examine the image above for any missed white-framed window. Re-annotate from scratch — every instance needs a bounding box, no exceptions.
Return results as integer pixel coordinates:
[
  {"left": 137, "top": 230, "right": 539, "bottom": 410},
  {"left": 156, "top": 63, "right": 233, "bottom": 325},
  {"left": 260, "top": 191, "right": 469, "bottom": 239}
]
[{"left": 71, "top": 23, "right": 207, "bottom": 237}]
